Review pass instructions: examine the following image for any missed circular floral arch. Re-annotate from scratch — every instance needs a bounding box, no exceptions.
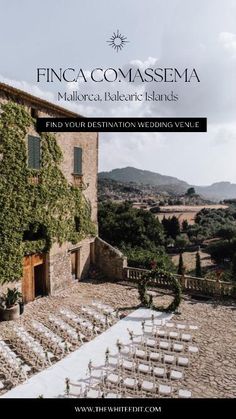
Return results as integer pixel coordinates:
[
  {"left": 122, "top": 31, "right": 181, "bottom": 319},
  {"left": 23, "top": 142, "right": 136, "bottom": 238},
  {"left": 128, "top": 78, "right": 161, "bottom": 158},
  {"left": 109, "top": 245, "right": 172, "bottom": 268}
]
[{"left": 138, "top": 268, "right": 182, "bottom": 312}]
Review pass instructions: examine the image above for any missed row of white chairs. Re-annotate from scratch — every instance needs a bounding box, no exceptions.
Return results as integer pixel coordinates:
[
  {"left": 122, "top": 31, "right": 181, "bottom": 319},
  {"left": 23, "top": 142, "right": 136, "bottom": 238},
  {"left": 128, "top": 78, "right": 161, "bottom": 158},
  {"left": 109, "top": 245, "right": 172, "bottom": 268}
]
[
  {"left": 118, "top": 342, "right": 191, "bottom": 367},
  {"left": 91, "top": 300, "right": 116, "bottom": 316},
  {"left": 29, "top": 320, "right": 69, "bottom": 356},
  {"left": 80, "top": 306, "right": 112, "bottom": 328},
  {"left": 144, "top": 318, "right": 198, "bottom": 332},
  {"left": 131, "top": 335, "right": 198, "bottom": 355},
  {"left": 39, "top": 315, "right": 84, "bottom": 347},
  {"left": 144, "top": 327, "right": 193, "bottom": 343},
  {"left": 59, "top": 308, "right": 100, "bottom": 337},
  {"left": 107, "top": 356, "right": 184, "bottom": 381},
  {"left": 0, "top": 300, "right": 118, "bottom": 395},
  {"left": 67, "top": 368, "right": 191, "bottom": 399},
  {"left": 0, "top": 340, "right": 28, "bottom": 385},
  {"left": 10, "top": 326, "right": 49, "bottom": 369}
]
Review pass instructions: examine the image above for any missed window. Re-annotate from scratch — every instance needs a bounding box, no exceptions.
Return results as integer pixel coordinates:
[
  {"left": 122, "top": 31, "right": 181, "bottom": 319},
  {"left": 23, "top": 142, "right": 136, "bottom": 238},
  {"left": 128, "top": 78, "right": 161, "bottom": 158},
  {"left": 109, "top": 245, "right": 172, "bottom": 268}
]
[
  {"left": 30, "top": 108, "right": 38, "bottom": 119},
  {"left": 74, "top": 216, "right": 80, "bottom": 232},
  {"left": 23, "top": 222, "right": 47, "bottom": 241},
  {"left": 28, "top": 135, "right": 40, "bottom": 170},
  {"left": 74, "top": 147, "right": 82, "bottom": 175}
]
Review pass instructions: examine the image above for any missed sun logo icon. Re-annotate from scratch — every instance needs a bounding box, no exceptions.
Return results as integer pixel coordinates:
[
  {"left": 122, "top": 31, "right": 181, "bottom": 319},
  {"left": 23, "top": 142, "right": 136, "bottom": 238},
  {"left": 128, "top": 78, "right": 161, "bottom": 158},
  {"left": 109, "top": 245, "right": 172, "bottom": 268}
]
[{"left": 107, "top": 30, "right": 129, "bottom": 52}]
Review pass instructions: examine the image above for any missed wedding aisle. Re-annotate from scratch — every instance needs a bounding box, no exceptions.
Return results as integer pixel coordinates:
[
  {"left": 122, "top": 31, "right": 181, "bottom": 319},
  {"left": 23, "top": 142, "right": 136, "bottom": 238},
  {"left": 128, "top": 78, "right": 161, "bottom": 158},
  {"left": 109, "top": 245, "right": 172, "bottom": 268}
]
[{"left": 1, "top": 308, "right": 171, "bottom": 398}]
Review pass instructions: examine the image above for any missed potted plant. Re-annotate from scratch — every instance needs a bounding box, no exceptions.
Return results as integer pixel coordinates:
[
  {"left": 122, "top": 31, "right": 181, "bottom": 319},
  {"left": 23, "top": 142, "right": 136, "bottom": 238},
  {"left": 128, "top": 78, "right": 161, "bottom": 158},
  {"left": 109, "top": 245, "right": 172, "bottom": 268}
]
[{"left": 0, "top": 288, "right": 22, "bottom": 321}]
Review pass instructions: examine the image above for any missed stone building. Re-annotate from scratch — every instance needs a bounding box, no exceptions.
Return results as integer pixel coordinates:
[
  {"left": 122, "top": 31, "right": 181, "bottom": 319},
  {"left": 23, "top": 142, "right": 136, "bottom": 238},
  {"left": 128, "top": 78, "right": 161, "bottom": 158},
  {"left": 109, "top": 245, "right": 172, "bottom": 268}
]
[
  {"left": 0, "top": 82, "right": 99, "bottom": 302},
  {"left": 0, "top": 82, "right": 127, "bottom": 303}
]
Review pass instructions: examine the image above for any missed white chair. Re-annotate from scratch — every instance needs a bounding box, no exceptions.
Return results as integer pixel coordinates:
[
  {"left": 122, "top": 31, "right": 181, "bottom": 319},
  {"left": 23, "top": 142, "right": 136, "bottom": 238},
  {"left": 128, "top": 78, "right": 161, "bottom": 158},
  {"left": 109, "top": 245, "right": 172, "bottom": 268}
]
[
  {"left": 138, "top": 363, "right": 150, "bottom": 375},
  {"left": 132, "top": 336, "right": 143, "bottom": 345},
  {"left": 89, "top": 369, "right": 104, "bottom": 386},
  {"left": 170, "top": 369, "right": 183, "bottom": 380},
  {"left": 105, "top": 392, "right": 121, "bottom": 398},
  {"left": 144, "top": 326, "right": 153, "bottom": 335},
  {"left": 159, "top": 384, "right": 172, "bottom": 397},
  {"left": 106, "top": 373, "right": 120, "bottom": 386},
  {"left": 134, "top": 349, "right": 146, "bottom": 359},
  {"left": 169, "top": 331, "right": 180, "bottom": 340},
  {"left": 146, "top": 338, "right": 156, "bottom": 348},
  {"left": 150, "top": 351, "right": 162, "bottom": 362},
  {"left": 177, "top": 356, "right": 189, "bottom": 367},
  {"left": 122, "top": 359, "right": 134, "bottom": 372},
  {"left": 177, "top": 324, "right": 186, "bottom": 330},
  {"left": 164, "top": 354, "right": 176, "bottom": 365},
  {"left": 109, "top": 356, "right": 119, "bottom": 368},
  {"left": 178, "top": 389, "right": 192, "bottom": 398},
  {"left": 21, "top": 364, "right": 32, "bottom": 373},
  {"left": 141, "top": 380, "right": 156, "bottom": 393},
  {"left": 181, "top": 333, "right": 192, "bottom": 342},
  {"left": 153, "top": 319, "right": 163, "bottom": 326},
  {"left": 188, "top": 346, "right": 198, "bottom": 354},
  {"left": 153, "top": 366, "right": 166, "bottom": 379},
  {"left": 165, "top": 322, "right": 174, "bottom": 328},
  {"left": 120, "top": 345, "right": 131, "bottom": 356},
  {"left": 156, "top": 329, "right": 167, "bottom": 338},
  {"left": 159, "top": 340, "right": 170, "bottom": 350},
  {"left": 172, "top": 343, "right": 184, "bottom": 353},
  {"left": 123, "top": 377, "right": 137, "bottom": 390},
  {"left": 87, "top": 388, "right": 101, "bottom": 398},
  {"left": 189, "top": 325, "right": 198, "bottom": 331}
]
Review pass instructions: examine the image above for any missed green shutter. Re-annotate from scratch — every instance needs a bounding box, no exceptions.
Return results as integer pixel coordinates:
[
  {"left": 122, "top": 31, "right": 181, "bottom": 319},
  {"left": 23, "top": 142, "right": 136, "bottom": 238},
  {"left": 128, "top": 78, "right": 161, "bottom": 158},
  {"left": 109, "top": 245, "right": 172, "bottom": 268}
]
[
  {"left": 28, "top": 135, "right": 40, "bottom": 170},
  {"left": 74, "top": 147, "right": 82, "bottom": 174}
]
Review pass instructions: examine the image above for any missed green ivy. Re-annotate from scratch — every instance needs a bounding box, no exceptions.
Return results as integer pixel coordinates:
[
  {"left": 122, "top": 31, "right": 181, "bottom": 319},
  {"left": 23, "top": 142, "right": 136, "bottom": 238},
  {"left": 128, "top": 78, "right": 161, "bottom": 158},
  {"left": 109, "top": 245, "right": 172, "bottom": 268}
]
[{"left": 0, "top": 102, "right": 96, "bottom": 285}]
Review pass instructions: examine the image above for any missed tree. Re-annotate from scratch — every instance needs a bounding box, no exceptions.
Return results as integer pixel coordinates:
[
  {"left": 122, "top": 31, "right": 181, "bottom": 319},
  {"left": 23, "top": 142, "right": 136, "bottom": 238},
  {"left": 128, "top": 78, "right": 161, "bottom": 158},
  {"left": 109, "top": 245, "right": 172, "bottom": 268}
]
[
  {"left": 124, "top": 247, "right": 174, "bottom": 271},
  {"left": 150, "top": 206, "right": 160, "bottom": 214},
  {"left": 182, "top": 219, "right": 189, "bottom": 232},
  {"left": 217, "top": 226, "right": 236, "bottom": 242},
  {"left": 177, "top": 252, "right": 185, "bottom": 275},
  {"left": 206, "top": 240, "right": 236, "bottom": 264},
  {"left": 195, "top": 251, "right": 202, "bottom": 277},
  {"left": 186, "top": 187, "right": 196, "bottom": 196},
  {"left": 175, "top": 234, "right": 189, "bottom": 250},
  {"left": 162, "top": 216, "right": 180, "bottom": 240},
  {"left": 98, "top": 201, "right": 165, "bottom": 250},
  {"left": 170, "top": 216, "right": 181, "bottom": 239}
]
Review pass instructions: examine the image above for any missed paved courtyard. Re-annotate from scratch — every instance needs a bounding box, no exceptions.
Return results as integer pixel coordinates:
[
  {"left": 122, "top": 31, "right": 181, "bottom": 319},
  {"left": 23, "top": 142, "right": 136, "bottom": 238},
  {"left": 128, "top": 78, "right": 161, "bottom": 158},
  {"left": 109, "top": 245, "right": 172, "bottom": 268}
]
[{"left": 0, "top": 280, "right": 236, "bottom": 398}]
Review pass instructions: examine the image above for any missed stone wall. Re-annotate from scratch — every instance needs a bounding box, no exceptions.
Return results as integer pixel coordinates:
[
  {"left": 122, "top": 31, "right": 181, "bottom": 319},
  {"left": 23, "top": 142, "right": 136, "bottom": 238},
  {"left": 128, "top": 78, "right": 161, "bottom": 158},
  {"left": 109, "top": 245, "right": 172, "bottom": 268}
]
[
  {"left": 49, "top": 238, "right": 95, "bottom": 295},
  {"left": 49, "top": 245, "right": 72, "bottom": 295},
  {"left": 0, "top": 281, "right": 21, "bottom": 296},
  {"left": 0, "top": 86, "right": 98, "bottom": 296},
  {"left": 94, "top": 237, "right": 127, "bottom": 281},
  {"left": 56, "top": 131, "right": 98, "bottom": 224}
]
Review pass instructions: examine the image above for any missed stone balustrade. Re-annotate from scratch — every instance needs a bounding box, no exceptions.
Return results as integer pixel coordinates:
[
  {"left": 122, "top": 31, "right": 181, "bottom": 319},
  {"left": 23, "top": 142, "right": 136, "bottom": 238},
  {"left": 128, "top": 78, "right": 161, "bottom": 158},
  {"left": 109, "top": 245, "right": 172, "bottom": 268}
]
[{"left": 123, "top": 266, "right": 235, "bottom": 298}]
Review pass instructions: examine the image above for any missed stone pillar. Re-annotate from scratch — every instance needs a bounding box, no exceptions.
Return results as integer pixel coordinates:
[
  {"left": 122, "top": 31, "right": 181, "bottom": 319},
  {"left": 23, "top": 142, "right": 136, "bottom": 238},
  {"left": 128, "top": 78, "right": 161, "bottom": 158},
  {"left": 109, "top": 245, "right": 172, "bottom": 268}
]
[{"left": 180, "top": 274, "right": 186, "bottom": 290}]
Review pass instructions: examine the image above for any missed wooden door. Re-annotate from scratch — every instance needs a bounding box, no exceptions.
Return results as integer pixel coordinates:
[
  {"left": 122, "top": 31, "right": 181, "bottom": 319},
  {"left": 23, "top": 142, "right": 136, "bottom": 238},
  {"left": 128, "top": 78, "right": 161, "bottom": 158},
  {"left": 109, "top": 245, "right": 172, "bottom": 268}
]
[
  {"left": 22, "top": 256, "right": 34, "bottom": 303},
  {"left": 22, "top": 254, "right": 45, "bottom": 303},
  {"left": 71, "top": 249, "right": 81, "bottom": 280},
  {"left": 34, "top": 264, "right": 45, "bottom": 297},
  {"left": 71, "top": 251, "right": 77, "bottom": 280}
]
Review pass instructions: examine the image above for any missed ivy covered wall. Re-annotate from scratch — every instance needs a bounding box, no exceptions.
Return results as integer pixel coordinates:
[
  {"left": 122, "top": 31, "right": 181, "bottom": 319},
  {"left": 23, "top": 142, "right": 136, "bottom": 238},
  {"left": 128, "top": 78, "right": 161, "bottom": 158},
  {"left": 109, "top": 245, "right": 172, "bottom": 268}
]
[{"left": 0, "top": 102, "right": 96, "bottom": 285}]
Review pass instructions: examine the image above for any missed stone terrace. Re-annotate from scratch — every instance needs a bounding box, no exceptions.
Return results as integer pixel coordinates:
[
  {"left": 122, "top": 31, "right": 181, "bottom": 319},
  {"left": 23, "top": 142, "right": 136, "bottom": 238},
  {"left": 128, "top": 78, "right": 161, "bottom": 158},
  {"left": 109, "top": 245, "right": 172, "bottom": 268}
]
[{"left": 0, "top": 280, "right": 236, "bottom": 398}]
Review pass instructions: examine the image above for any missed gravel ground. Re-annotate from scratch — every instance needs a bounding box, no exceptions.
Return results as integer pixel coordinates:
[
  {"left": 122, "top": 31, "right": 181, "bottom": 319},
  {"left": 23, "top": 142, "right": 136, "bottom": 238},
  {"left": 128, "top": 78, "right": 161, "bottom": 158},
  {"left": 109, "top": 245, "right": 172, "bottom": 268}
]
[{"left": 1, "top": 280, "right": 235, "bottom": 398}]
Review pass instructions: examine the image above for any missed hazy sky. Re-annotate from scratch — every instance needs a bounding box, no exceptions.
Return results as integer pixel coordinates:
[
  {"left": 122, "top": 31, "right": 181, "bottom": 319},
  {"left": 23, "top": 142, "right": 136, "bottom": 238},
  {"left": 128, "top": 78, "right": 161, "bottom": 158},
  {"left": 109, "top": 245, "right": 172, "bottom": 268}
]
[{"left": 0, "top": 0, "right": 236, "bottom": 185}]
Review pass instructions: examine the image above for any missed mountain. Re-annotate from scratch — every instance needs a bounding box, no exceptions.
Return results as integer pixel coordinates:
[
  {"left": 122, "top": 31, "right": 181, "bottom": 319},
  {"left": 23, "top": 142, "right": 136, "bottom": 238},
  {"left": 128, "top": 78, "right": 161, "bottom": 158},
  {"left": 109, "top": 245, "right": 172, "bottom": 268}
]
[
  {"left": 99, "top": 167, "right": 188, "bottom": 188},
  {"left": 98, "top": 167, "right": 236, "bottom": 201},
  {"left": 196, "top": 182, "right": 236, "bottom": 200}
]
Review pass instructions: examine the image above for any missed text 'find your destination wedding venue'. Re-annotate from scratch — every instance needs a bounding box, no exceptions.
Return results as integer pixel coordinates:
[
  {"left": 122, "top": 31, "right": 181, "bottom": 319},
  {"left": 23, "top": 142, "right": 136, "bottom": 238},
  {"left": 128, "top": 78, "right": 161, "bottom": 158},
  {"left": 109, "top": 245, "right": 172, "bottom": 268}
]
[{"left": 37, "top": 117, "right": 207, "bottom": 133}]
